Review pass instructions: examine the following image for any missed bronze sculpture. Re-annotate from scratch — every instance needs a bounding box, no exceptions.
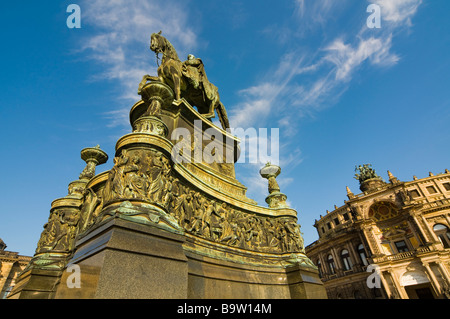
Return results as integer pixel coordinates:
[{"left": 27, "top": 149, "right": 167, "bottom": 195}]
[
  {"left": 139, "top": 31, "right": 230, "bottom": 130},
  {"left": 8, "top": 32, "right": 325, "bottom": 299}
]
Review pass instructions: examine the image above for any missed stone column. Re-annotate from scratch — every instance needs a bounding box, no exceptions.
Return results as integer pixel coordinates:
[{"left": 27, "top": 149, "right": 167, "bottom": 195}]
[
  {"left": 388, "top": 270, "right": 408, "bottom": 299},
  {"left": 406, "top": 219, "right": 424, "bottom": 248},
  {"left": 0, "top": 262, "right": 14, "bottom": 297},
  {"left": 317, "top": 252, "right": 327, "bottom": 279},
  {"left": 444, "top": 214, "right": 450, "bottom": 228},
  {"left": 410, "top": 214, "right": 430, "bottom": 243},
  {"left": 362, "top": 225, "right": 382, "bottom": 256},
  {"left": 420, "top": 215, "right": 439, "bottom": 243},
  {"left": 346, "top": 241, "right": 359, "bottom": 270},
  {"left": 423, "top": 262, "right": 442, "bottom": 297},
  {"left": 379, "top": 270, "right": 393, "bottom": 298},
  {"left": 330, "top": 247, "right": 344, "bottom": 276},
  {"left": 436, "top": 261, "right": 450, "bottom": 285}
]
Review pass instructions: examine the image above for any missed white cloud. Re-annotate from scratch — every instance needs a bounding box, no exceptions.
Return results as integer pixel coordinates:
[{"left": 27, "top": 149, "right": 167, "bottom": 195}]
[
  {"left": 78, "top": 0, "right": 198, "bottom": 126},
  {"left": 242, "top": 0, "right": 422, "bottom": 120},
  {"left": 230, "top": 0, "right": 422, "bottom": 201},
  {"left": 295, "top": 0, "right": 344, "bottom": 26},
  {"left": 228, "top": 52, "right": 306, "bottom": 128},
  {"left": 73, "top": 0, "right": 423, "bottom": 206},
  {"left": 373, "top": 0, "right": 422, "bottom": 26},
  {"left": 229, "top": 83, "right": 282, "bottom": 128},
  {"left": 324, "top": 35, "right": 399, "bottom": 82}
]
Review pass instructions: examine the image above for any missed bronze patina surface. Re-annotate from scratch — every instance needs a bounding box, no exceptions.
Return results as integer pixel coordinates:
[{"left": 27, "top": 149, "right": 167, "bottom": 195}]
[{"left": 9, "top": 33, "right": 326, "bottom": 299}]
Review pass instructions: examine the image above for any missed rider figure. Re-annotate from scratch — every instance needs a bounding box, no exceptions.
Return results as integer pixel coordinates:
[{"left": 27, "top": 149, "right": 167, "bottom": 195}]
[{"left": 182, "top": 54, "right": 205, "bottom": 90}]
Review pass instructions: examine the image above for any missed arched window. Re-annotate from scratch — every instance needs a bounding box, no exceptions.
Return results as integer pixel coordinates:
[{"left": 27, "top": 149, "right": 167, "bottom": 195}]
[
  {"left": 433, "top": 224, "right": 450, "bottom": 248},
  {"left": 327, "top": 254, "right": 336, "bottom": 274},
  {"left": 357, "top": 244, "right": 369, "bottom": 266},
  {"left": 341, "top": 249, "right": 352, "bottom": 271}
]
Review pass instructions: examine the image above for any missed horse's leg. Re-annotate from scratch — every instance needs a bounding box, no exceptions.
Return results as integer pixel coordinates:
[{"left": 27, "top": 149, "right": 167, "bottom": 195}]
[
  {"left": 157, "top": 66, "right": 165, "bottom": 84},
  {"left": 214, "top": 98, "right": 230, "bottom": 130},
  {"left": 138, "top": 75, "right": 149, "bottom": 94},
  {"left": 172, "top": 73, "right": 181, "bottom": 100}
]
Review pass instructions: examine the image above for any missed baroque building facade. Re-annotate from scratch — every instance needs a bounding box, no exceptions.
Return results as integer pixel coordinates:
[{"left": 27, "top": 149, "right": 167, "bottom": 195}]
[
  {"left": 0, "top": 239, "right": 31, "bottom": 299},
  {"left": 306, "top": 165, "right": 450, "bottom": 299}
]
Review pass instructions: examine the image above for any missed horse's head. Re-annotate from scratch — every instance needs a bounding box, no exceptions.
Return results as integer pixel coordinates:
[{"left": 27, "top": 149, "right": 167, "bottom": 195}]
[
  {"left": 150, "top": 31, "right": 163, "bottom": 54},
  {"left": 150, "top": 31, "right": 179, "bottom": 61}
]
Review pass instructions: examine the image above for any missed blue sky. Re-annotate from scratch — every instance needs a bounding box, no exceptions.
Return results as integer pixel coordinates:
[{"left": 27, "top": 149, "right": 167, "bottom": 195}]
[{"left": 1, "top": 0, "right": 449, "bottom": 257}]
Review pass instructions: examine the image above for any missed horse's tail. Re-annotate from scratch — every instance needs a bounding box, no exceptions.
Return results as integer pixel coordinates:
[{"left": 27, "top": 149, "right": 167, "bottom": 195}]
[{"left": 215, "top": 102, "right": 230, "bottom": 130}]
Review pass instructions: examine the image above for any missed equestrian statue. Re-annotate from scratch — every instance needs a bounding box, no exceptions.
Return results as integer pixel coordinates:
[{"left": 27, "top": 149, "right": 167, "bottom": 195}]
[{"left": 138, "top": 31, "right": 230, "bottom": 130}]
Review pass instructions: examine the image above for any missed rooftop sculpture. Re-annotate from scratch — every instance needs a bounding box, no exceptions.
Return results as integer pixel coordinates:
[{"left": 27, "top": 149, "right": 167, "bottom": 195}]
[{"left": 354, "top": 164, "right": 386, "bottom": 192}]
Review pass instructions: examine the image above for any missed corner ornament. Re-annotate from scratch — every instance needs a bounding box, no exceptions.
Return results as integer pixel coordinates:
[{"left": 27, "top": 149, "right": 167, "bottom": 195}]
[{"left": 260, "top": 162, "right": 288, "bottom": 208}]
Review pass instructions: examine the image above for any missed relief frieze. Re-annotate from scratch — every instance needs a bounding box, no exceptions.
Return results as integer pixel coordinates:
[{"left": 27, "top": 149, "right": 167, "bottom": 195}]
[{"left": 81, "top": 148, "right": 305, "bottom": 254}]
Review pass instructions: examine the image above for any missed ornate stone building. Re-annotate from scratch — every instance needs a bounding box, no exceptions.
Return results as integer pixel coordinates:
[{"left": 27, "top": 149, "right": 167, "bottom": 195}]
[
  {"left": 306, "top": 165, "right": 450, "bottom": 299},
  {"left": 0, "top": 239, "right": 31, "bottom": 298}
]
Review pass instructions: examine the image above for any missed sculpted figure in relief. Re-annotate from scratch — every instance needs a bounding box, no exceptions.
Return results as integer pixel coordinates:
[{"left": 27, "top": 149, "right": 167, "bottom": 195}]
[{"left": 94, "top": 148, "right": 306, "bottom": 254}]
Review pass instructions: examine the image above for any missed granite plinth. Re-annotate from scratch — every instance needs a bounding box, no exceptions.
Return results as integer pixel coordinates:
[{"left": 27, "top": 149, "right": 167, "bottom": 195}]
[{"left": 55, "top": 217, "right": 188, "bottom": 299}]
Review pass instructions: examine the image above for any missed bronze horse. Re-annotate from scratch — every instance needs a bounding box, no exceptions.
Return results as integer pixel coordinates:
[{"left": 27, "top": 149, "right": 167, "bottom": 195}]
[{"left": 139, "top": 32, "right": 230, "bottom": 130}]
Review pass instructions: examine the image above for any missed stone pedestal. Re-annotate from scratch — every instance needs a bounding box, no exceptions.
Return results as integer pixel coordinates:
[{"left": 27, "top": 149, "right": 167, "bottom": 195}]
[
  {"left": 16, "top": 80, "right": 326, "bottom": 299},
  {"left": 6, "top": 268, "right": 63, "bottom": 299},
  {"left": 360, "top": 177, "right": 386, "bottom": 193},
  {"left": 55, "top": 217, "right": 188, "bottom": 299},
  {"left": 184, "top": 238, "right": 326, "bottom": 299}
]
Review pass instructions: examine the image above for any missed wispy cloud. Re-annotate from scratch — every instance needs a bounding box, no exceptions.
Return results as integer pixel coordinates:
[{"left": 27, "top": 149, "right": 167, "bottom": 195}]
[
  {"left": 231, "top": 0, "right": 422, "bottom": 203},
  {"left": 373, "top": 0, "right": 422, "bottom": 26},
  {"left": 229, "top": 53, "right": 306, "bottom": 128},
  {"left": 73, "top": 0, "right": 423, "bottom": 206},
  {"left": 324, "top": 35, "right": 399, "bottom": 82},
  {"left": 79, "top": 0, "right": 197, "bottom": 126},
  {"left": 295, "top": 0, "right": 345, "bottom": 27},
  {"left": 231, "top": 0, "right": 422, "bottom": 130}
]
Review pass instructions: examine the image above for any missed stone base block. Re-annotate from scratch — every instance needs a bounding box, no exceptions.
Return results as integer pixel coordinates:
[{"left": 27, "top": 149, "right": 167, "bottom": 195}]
[{"left": 54, "top": 217, "right": 188, "bottom": 299}]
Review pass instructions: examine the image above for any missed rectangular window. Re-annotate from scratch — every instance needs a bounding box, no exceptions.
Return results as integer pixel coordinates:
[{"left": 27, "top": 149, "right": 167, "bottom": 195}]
[
  {"left": 394, "top": 240, "right": 409, "bottom": 253},
  {"left": 343, "top": 213, "right": 350, "bottom": 221},
  {"left": 327, "top": 222, "right": 332, "bottom": 230},
  {"left": 442, "top": 183, "right": 450, "bottom": 191},
  {"left": 334, "top": 218, "right": 340, "bottom": 225},
  {"left": 409, "top": 189, "right": 420, "bottom": 198},
  {"left": 426, "top": 186, "right": 438, "bottom": 194}
]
